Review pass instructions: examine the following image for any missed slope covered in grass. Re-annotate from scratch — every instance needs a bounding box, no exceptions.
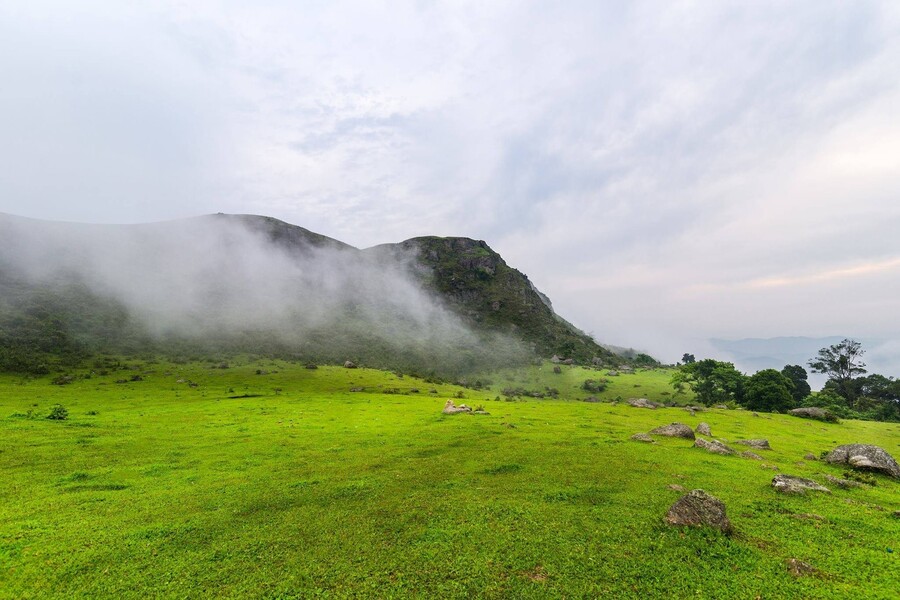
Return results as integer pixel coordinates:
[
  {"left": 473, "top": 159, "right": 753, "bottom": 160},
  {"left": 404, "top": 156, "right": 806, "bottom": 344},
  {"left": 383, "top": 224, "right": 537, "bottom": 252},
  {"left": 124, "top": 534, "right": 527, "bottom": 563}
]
[{"left": 1, "top": 361, "right": 898, "bottom": 598}]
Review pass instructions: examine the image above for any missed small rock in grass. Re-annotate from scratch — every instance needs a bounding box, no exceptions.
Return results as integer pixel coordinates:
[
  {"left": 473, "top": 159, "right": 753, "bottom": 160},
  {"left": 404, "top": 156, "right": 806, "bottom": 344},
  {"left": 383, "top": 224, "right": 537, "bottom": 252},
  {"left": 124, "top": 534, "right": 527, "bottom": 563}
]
[
  {"left": 628, "top": 398, "right": 660, "bottom": 409},
  {"left": 713, "top": 404, "right": 728, "bottom": 410},
  {"left": 583, "top": 396, "right": 601, "bottom": 403},
  {"left": 665, "top": 489, "right": 733, "bottom": 534},
  {"left": 442, "top": 400, "right": 472, "bottom": 415},
  {"left": 772, "top": 474, "right": 830, "bottom": 494},
  {"left": 760, "top": 464, "right": 779, "bottom": 471},
  {"left": 824, "top": 474, "right": 865, "bottom": 489},
  {"left": 741, "top": 451, "right": 763, "bottom": 461},
  {"left": 667, "top": 484, "right": 686, "bottom": 492},
  {"left": 892, "top": 511, "right": 900, "bottom": 519},
  {"left": 553, "top": 366, "right": 562, "bottom": 374},
  {"left": 791, "top": 513, "right": 825, "bottom": 521},
  {"left": 735, "top": 439, "right": 770, "bottom": 450},
  {"left": 804, "top": 453, "right": 818, "bottom": 461},
  {"left": 786, "top": 558, "right": 821, "bottom": 578},
  {"left": 650, "top": 423, "right": 695, "bottom": 440},
  {"left": 630, "top": 433, "right": 655, "bottom": 443},
  {"left": 695, "top": 422, "right": 711, "bottom": 436},
  {"left": 694, "top": 438, "right": 735, "bottom": 455}
]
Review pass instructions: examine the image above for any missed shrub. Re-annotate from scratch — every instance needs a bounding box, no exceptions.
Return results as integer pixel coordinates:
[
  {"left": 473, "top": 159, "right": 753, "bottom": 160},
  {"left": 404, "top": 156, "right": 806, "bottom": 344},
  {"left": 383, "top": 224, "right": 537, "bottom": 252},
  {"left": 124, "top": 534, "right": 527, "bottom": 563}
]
[{"left": 47, "top": 405, "right": 69, "bottom": 421}]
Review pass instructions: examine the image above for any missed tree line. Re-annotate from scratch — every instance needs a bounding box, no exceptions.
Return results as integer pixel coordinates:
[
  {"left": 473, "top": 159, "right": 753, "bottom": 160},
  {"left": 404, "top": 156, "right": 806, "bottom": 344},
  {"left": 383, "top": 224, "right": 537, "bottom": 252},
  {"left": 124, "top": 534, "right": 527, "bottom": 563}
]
[{"left": 673, "top": 340, "right": 899, "bottom": 422}]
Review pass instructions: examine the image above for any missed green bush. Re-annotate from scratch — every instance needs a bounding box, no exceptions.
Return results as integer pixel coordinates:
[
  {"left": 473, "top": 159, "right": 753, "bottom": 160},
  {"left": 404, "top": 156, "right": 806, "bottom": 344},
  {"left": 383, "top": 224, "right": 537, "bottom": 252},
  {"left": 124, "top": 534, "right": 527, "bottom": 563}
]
[{"left": 47, "top": 404, "right": 69, "bottom": 421}]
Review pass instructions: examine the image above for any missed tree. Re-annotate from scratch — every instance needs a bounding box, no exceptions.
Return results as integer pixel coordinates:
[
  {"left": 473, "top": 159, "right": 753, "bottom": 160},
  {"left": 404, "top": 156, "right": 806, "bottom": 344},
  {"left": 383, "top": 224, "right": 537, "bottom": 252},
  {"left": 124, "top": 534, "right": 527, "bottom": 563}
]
[
  {"left": 681, "top": 353, "right": 696, "bottom": 364},
  {"left": 781, "top": 364, "right": 811, "bottom": 403},
  {"left": 808, "top": 339, "right": 867, "bottom": 402},
  {"left": 743, "top": 369, "right": 796, "bottom": 412},
  {"left": 671, "top": 359, "right": 746, "bottom": 406}
]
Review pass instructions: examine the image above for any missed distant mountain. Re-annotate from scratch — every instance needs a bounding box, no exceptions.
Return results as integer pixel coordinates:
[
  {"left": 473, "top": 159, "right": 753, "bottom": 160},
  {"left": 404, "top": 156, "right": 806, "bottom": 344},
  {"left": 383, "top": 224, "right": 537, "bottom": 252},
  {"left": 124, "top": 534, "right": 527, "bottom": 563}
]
[{"left": 0, "top": 213, "right": 615, "bottom": 374}]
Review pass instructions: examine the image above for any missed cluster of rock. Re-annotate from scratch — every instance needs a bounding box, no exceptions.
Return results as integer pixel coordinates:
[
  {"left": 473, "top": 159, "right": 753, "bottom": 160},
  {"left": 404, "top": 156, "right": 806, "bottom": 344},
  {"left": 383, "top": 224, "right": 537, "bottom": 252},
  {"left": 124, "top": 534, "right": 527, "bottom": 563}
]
[{"left": 627, "top": 398, "right": 661, "bottom": 409}]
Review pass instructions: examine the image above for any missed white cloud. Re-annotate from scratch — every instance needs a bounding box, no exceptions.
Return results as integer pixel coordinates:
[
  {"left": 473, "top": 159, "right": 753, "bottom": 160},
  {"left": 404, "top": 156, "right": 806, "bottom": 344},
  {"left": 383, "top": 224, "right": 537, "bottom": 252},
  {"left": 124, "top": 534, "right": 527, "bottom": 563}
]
[{"left": 1, "top": 0, "right": 899, "bottom": 367}]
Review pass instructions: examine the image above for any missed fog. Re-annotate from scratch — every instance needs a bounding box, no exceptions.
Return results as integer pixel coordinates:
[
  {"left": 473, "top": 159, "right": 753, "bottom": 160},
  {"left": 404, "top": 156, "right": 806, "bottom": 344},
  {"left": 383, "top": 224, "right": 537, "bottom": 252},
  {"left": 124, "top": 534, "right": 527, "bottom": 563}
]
[{"left": 0, "top": 213, "right": 526, "bottom": 372}]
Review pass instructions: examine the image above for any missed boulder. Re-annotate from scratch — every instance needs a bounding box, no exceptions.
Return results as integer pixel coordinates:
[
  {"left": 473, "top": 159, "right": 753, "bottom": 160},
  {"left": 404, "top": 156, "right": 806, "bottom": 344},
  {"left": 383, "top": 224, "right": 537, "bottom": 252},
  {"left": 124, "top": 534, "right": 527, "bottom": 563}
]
[
  {"left": 772, "top": 475, "right": 830, "bottom": 494},
  {"left": 630, "top": 433, "right": 655, "bottom": 443},
  {"left": 563, "top": 358, "right": 575, "bottom": 365},
  {"left": 695, "top": 422, "right": 712, "bottom": 436},
  {"left": 550, "top": 355, "right": 562, "bottom": 364},
  {"left": 650, "top": 423, "right": 695, "bottom": 440},
  {"left": 735, "top": 439, "right": 771, "bottom": 450},
  {"left": 442, "top": 400, "right": 472, "bottom": 415},
  {"left": 824, "top": 444, "right": 900, "bottom": 478},
  {"left": 789, "top": 407, "right": 838, "bottom": 423},
  {"left": 664, "top": 489, "right": 733, "bottom": 533},
  {"left": 553, "top": 366, "right": 562, "bottom": 374},
  {"left": 694, "top": 438, "right": 735, "bottom": 455},
  {"left": 713, "top": 404, "right": 728, "bottom": 410},
  {"left": 628, "top": 398, "right": 661, "bottom": 409},
  {"left": 583, "top": 396, "right": 601, "bottom": 403},
  {"left": 606, "top": 370, "right": 619, "bottom": 376},
  {"left": 343, "top": 360, "right": 357, "bottom": 369},
  {"left": 804, "top": 453, "right": 817, "bottom": 461},
  {"left": 740, "top": 451, "right": 763, "bottom": 461}
]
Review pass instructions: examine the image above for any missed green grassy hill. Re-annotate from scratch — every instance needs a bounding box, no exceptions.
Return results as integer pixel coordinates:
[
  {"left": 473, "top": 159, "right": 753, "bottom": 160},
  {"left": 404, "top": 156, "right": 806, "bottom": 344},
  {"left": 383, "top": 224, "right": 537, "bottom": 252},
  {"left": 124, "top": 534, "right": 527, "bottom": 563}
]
[{"left": 2, "top": 361, "right": 897, "bottom": 599}]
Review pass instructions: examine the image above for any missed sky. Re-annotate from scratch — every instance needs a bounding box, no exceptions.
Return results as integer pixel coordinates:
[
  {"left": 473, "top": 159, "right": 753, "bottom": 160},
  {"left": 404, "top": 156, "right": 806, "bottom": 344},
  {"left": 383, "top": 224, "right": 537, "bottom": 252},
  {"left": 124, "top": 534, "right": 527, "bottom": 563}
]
[{"left": 1, "top": 0, "right": 899, "bottom": 368}]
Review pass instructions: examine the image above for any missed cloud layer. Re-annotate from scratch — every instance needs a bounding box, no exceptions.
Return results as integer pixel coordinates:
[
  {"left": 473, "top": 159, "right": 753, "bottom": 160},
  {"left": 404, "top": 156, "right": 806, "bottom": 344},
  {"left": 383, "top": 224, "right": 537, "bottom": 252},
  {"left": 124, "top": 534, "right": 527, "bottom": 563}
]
[{"left": 1, "top": 1, "right": 898, "bottom": 366}]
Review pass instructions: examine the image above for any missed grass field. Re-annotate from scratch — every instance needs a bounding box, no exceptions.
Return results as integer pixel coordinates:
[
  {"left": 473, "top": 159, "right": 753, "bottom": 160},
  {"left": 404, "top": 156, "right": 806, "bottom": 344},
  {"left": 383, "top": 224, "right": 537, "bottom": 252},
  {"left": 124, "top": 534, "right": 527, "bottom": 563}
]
[{"left": 1, "top": 359, "right": 898, "bottom": 598}]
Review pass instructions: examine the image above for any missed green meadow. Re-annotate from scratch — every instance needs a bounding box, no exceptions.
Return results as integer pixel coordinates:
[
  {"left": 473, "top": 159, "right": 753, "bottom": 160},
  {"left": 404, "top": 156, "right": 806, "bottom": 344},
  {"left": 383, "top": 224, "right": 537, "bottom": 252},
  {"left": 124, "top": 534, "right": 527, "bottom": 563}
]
[{"left": 1, "top": 359, "right": 898, "bottom": 599}]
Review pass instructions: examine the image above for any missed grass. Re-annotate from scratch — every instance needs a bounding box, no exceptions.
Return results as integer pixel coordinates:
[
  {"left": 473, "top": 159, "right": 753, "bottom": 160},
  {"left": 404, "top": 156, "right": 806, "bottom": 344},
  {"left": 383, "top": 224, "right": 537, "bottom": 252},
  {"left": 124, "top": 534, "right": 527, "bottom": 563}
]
[{"left": 1, "top": 359, "right": 898, "bottom": 598}]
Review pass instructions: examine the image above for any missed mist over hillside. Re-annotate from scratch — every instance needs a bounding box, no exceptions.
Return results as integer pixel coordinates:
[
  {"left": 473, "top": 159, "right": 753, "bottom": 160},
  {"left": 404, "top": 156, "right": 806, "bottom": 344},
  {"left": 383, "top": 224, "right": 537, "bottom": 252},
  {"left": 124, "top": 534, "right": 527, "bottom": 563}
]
[{"left": 0, "top": 213, "right": 610, "bottom": 374}]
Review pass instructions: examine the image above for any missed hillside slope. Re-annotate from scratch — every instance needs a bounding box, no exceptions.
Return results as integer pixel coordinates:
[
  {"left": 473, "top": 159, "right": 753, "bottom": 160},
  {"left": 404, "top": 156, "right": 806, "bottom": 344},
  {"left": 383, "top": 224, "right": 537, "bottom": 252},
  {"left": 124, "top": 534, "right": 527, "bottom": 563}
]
[{"left": 0, "top": 213, "right": 616, "bottom": 373}]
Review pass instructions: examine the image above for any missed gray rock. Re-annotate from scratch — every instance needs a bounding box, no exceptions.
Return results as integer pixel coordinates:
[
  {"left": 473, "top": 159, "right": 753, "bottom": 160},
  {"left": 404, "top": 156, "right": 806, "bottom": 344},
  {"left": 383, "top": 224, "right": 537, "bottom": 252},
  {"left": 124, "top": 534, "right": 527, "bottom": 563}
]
[
  {"left": 650, "top": 423, "right": 696, "bottom": 439},
  {"left": 713, "top": 404, "right": 728, "bottom": 410},
  {"left": 741, "top": 451, "right": 764, "bottom": 461},
  {"left": 583, "top": 396, "right": 601, "bottom": 403},
  {"left": 630, "top": 433, "right": 655, "bottom": 443},
  {"left": 550, "top": 354, "right": 562, "bottom": 364},
  {"left": 695, "top": 422, "right": 712, "bottom": 436},
  {"left": 824, "top": 444, "right": 900, "bottom": 478},
  {"left": 343, "top": 360, "right": 357, "bottom": 369},
  {"left": 735, "top": 439, "right": 771, "bottom": 450},
  {"left": 442, "top": 400, "right": 472, "bottom": 415},
  {"left": 804, "top": 453, "right": 818, "bottom": 461},
  {"left": 789, "top": 407, "right": 838, "bottom": 422},
  {"left": 667, "top": 484, "right": 686, "bottom": 492},
  {"left": 553, "top": 366, "right": 562, "bottom": 374},
  {"left": 628, "top": 398, "right": 661, "bottom": 409},
  {"left": 665, "top": 489, "right": 733, "bottom": 533},
  {"left": 694, "top": 438, "right": 735, "bottom": 455},
  {"left": 772, "top": 475, "right": 830, "bottom": 494},
  {"left": 606, "top": 370, "right": 619, "bottom": 376}
]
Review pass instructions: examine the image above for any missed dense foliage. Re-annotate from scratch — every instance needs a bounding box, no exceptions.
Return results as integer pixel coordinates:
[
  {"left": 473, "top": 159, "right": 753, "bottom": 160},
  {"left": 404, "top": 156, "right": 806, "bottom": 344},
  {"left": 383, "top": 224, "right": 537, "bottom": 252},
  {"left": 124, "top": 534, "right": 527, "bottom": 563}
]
[{"left": 671, "top": 340, "right": 899, "bottom": 422}]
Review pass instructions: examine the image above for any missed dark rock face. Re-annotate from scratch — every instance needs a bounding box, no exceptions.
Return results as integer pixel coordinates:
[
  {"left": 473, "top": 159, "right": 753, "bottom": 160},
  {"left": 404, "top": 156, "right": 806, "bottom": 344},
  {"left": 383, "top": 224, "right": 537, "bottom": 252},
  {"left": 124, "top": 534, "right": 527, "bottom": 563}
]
[
  {"left": 735, "top": 439, "right": 771, "bottom": 450},
  {"left": 665, "top": 489, "right": 733, "bottom": 533},
  {"left": 789, "top": 407, "right": 838, "bottom": 422},
  {"left": 628, "top": 398, "right": 661, "bottom": 409},
  {"left": 695, "top": 423, "right": 711, "bottom": 436},
  {"left": 650, "top": 423, "right": 695, "bottom": 439},
  {"left": 824, "top": 444, "right": 900, "bottom": 478},
  {"left": 694, "top": 438, "right": 735, "bottom": 455},
  {"left": 772, "top": 475, "right": 830, "bottom": 494}
]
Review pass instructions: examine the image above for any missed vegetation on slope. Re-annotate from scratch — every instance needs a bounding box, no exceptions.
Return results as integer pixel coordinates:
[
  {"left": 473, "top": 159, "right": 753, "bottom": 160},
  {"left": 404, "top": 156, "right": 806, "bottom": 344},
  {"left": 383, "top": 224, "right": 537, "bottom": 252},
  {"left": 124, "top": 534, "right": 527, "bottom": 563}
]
[{"left": 1, "top": 361, "right": 897, "bottom": 599}]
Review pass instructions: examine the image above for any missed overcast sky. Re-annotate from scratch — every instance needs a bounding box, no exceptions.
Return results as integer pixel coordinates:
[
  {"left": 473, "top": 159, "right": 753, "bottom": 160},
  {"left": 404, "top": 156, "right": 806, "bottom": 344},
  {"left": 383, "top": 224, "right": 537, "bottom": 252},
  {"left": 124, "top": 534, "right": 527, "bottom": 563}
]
[{"left": 2, "top": 1, "right": 899, "bottom": 366}]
